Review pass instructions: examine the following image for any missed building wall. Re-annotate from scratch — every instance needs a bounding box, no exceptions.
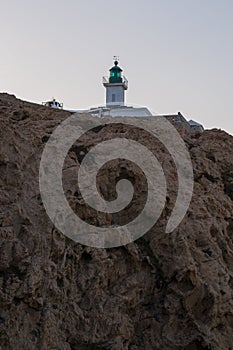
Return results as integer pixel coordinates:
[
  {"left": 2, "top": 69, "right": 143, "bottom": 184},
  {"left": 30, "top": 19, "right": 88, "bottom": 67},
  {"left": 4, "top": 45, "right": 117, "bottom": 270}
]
[
  {"left": 164, "top": 114, "right": 192, "bottom": 132},
  {"left": 106, "top": 85, "right": 125, "bottom": 107},
  {"left": 190, "top": 125, "right": 204, "bottom": 133}
]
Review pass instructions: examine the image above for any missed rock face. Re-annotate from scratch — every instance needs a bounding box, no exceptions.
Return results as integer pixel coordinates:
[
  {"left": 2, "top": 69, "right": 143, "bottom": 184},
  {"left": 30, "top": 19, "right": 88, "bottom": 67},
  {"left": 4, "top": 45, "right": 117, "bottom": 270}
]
[{"left": 0, "top": 93, "right": 233, "bottom": 350}]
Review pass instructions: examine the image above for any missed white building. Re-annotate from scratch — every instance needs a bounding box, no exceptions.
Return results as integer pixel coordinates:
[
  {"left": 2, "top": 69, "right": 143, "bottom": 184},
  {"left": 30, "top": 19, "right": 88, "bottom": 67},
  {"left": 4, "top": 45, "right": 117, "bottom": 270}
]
[{"left": 42, "top": 98, "right": 63, "bottom": 109}]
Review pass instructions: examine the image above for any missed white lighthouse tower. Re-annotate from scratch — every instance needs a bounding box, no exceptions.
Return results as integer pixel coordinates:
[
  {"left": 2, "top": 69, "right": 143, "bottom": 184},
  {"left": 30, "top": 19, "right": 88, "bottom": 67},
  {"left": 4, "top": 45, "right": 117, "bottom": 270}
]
[{"left": 103, "top": 57, "right": 128, "bottom": 107}]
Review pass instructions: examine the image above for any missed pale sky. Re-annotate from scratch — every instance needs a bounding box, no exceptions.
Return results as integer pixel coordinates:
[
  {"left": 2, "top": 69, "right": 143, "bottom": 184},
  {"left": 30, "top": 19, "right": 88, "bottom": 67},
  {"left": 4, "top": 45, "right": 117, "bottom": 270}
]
[{"left": 1, "top": 0, "right": 233, "bottom": 134}]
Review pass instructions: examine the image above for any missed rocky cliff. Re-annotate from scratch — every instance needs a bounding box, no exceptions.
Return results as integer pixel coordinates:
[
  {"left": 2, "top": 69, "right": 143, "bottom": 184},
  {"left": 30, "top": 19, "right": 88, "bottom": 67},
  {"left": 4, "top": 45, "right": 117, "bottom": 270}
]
[{"left": 0, "top": 93, "right": 233, "bottom": 350}]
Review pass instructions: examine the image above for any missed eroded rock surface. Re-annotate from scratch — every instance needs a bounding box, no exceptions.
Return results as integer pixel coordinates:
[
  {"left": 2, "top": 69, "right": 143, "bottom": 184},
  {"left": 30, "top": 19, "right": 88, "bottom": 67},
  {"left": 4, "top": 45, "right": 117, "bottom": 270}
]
[{"left": 0, "top": 93, "right": 233, "bottom": 350}]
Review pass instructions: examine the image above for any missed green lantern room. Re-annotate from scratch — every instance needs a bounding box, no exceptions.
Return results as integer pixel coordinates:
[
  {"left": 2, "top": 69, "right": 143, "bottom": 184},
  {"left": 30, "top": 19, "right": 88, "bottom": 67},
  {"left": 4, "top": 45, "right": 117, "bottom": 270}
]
[{"left": 109, "top": 61, "right": 123, "bottom": 83}]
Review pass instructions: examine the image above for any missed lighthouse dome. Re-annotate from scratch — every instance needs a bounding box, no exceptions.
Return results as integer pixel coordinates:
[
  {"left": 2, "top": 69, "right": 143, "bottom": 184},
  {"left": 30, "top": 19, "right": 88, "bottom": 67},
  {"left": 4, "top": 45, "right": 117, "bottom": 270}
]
[{"left": 109, "top": 61, "right": 123, "bottom": 83}]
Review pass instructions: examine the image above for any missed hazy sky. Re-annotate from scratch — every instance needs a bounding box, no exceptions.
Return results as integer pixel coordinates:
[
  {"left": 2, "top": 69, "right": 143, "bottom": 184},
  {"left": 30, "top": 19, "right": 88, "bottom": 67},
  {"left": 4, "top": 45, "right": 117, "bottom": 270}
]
[{"left": 1, "top": 0, "right": 233, "bottom": 134}]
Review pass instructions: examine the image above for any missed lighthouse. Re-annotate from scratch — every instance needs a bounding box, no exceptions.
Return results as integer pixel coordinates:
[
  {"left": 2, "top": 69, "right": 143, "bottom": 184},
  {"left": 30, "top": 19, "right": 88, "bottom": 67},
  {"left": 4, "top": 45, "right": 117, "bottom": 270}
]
[
  {"left": 51, "top": 57, "right": 203, "bottom": 129},
  {"left": 103, "top": 58, "right": 128, "bottom": 107},
  {"left": 75, "top": 57, "right": 152, "bottom": 117}
]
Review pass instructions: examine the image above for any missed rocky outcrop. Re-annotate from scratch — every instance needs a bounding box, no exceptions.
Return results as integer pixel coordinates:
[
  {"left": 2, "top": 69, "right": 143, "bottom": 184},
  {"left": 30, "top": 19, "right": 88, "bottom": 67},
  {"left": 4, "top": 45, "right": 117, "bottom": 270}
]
[{"left": 0, "top": 93, "right": 233, "bottom": 350}]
